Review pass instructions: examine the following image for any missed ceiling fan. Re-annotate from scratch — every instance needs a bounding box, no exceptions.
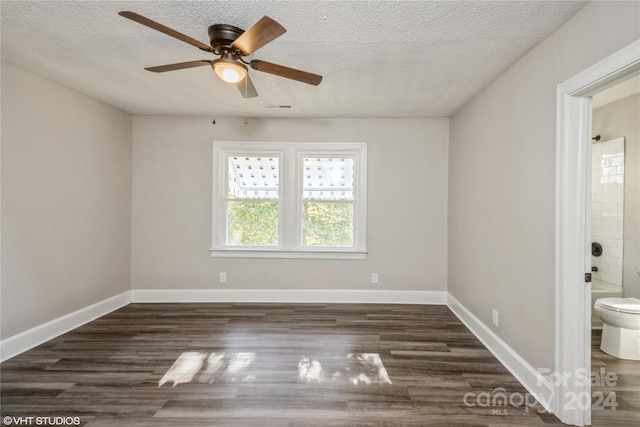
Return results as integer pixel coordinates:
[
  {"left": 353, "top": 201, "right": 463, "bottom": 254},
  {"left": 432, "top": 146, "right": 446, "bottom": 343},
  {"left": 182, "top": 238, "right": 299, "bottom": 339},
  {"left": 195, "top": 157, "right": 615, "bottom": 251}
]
[{"left": 119, "top": 11, "right": 323, "bottom": 98}]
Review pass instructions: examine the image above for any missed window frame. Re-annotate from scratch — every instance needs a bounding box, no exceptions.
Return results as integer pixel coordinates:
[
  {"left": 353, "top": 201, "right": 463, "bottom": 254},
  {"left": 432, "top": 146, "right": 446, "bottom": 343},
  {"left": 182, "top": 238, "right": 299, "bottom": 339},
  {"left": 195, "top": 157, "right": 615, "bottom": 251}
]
[{"left": 211, "top": 141, "right": 367, "bottom": 259}]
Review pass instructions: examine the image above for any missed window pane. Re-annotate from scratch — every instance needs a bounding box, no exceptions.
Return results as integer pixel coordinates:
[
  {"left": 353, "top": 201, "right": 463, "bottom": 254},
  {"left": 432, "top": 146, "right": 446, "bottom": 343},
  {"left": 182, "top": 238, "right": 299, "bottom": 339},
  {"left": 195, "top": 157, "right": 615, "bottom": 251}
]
[
  {"left": 227, "top": 156, "right": 279, "bottom": 246},
  {"left": 303, "top": 157, "right": 354, "bottom": 201},
  {"left": 302, "top": 157, "right": 354, "bottom": 247},
  {"left": 303, "top": 202, "right": 354, "bottom": 247},
  {"left": 227, "top": 201, "right": 279, "bottom": 246},
  {"left": 228, "top": 156, "right": 279, "bottom": 200}
]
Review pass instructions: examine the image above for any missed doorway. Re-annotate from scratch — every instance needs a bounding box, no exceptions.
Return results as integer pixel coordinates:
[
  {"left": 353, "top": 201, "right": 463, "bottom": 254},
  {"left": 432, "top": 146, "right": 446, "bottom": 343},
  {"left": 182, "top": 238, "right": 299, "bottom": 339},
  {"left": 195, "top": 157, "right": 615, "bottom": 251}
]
[
  {"left": 589, "top": 76, "right": 640, "bottom": 427},
  {"left": 592, "top": 76, "right": 640, "bottom": 302},
  {"left": 555, "top": 39, "right": 640, "bottom": 426}
]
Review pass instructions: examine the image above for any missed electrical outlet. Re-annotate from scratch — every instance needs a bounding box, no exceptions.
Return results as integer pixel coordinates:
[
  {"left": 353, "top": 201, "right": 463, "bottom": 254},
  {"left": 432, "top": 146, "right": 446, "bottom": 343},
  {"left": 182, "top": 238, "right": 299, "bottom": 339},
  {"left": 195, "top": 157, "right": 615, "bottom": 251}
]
[
  {"left": 371, "top": 273, "right": 379, "bottom": 284},
  {"left": 492, "top": 309, "right": 499, "bottom": 327},
  {"left": 219, "top": 272, "right": 227, "bottom": 283}
]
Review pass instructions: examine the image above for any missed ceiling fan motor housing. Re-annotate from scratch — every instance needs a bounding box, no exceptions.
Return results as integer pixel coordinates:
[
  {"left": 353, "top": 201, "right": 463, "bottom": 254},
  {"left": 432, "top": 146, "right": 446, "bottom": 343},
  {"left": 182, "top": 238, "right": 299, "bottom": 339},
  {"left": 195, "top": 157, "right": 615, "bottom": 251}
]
[{"left": 208, "top": 24, "right": 245, "bottom": 53}]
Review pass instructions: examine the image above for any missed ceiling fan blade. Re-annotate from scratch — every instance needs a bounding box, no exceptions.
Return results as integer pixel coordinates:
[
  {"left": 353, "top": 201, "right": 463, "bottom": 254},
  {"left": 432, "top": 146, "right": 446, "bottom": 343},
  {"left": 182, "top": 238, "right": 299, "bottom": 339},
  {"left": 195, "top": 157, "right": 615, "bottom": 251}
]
[
  {"left": 235, "top": 75, "right": 258, "bottom": 98},
  {"left": 145, "top": 60, "right": 213, "bottom": 73},
  {"left": 231, "top": 16, "right": 286, "bottom": 55},
  {"left": 119, "top": 11, "right": 213, "bottom": 52},
  {"left": 250, "top": 60, "right": 322, "bottom": 86}
]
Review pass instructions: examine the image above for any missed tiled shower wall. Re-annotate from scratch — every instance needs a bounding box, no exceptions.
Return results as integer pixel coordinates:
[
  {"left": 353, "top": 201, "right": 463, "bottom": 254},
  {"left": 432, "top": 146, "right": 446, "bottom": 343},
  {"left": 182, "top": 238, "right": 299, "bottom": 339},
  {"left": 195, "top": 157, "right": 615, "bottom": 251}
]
[{"left": 591, "top": 137, "right": 625, "bottom": 287}]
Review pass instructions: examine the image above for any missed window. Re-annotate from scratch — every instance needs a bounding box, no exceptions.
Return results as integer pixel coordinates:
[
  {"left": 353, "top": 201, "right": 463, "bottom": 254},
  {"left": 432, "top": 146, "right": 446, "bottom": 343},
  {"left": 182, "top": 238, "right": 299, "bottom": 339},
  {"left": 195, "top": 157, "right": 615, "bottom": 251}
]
[
  {"left": 212, "top": 142, "right": 367, "bottom": 259},
  {"left": 301, "top": 157, "right": 354, "bottom": 247},
  {"left": 226, "top": 155, "right": 280, "bottom": 246}
]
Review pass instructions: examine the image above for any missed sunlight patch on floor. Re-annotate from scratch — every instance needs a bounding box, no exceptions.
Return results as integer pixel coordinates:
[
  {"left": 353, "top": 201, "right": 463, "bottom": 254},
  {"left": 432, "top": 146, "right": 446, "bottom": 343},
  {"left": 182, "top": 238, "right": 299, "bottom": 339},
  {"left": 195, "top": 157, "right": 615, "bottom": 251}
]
[
  {"left": 298, "top": 353, "right": 391, "bottom": 385},
  {"left": 159, "top": 352, "right": 391, "bottom": 387},
  {"left": 159, "top": 352, "right": 208, "bottom": 387}
]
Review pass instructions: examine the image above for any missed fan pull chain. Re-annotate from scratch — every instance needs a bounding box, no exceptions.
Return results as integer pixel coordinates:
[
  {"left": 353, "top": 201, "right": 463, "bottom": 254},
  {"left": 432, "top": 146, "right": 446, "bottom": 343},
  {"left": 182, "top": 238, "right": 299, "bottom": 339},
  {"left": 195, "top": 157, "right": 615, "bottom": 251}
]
[
  {"left": 211, "top": 74, "right": 217, "bottom": 125},
  {"left": 244, "top": 76, "right": 249, "bottom": 125}
]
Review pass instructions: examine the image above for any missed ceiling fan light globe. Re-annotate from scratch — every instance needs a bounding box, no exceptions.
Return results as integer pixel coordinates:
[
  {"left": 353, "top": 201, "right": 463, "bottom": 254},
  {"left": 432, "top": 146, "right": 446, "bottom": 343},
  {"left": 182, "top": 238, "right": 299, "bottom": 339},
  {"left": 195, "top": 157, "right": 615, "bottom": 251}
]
[{"left": 213, "top": 60, "right": 247, "bottom": 83}]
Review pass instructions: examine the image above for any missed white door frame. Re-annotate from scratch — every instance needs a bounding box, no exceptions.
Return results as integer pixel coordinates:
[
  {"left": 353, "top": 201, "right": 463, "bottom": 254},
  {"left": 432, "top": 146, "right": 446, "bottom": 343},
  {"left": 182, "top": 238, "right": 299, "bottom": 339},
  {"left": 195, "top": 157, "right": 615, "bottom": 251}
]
[{"left": 555, "top": 39, "right": 640, "bottom": 426}]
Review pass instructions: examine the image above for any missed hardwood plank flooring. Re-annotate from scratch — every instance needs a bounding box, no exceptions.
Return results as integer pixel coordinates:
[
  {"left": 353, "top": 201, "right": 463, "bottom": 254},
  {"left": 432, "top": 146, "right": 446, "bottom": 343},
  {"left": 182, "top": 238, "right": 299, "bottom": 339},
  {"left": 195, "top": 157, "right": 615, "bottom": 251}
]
[
  {"left": 590, "top": 329, "right": 640, "bottom": 426},
  {"left": 1, "top": 304, "right": 563, "bottom": 426}
]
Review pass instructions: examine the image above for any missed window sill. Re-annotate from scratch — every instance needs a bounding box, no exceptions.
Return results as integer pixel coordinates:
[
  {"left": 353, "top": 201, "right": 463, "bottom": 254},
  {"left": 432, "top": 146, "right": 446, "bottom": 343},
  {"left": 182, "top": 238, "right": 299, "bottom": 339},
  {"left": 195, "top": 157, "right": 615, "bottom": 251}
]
[{"left": 209, "top": 249, "right": 367, "bottom": 260}]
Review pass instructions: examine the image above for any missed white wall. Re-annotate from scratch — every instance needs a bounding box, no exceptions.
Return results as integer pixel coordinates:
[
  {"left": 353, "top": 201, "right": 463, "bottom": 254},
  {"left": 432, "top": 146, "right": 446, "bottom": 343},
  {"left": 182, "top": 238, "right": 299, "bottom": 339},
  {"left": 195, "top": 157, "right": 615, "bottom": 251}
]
[
  {"left": 593, "top": 94, "right": 640, "bottom": 298},
  {"left": 448, "top": 1, "right": 640, "bottom": 370},
  {"left": 1, "top": 62, "right": 133, "bottom": 339},
  {"left": 131, "top": 116, "right": 448, "bottom": 292}
]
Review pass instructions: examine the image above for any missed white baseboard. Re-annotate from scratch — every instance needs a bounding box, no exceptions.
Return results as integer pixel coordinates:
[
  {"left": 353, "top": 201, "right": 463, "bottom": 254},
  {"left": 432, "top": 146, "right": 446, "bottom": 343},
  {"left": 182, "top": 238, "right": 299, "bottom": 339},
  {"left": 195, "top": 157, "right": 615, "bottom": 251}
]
[
  {"left": 131, "top": 289, "right": 448, "bottom": 305},
  {"left": 0, "top": 286, "right": 556, "bottom": 418},
  {"left": 1, "top": 289, "right": 446, "bottom": 361},
  {"left": 446, "top": 293, "right": 555, "bottom": 414},
  {"left": 4, "top": 285, "right": 553, "bottom": 422},
  {"left": 0, "top": 287, "right": 560, "bottom": 417},
  {"left": 0, "top": 291, "right": 131, "bottom": 362}
]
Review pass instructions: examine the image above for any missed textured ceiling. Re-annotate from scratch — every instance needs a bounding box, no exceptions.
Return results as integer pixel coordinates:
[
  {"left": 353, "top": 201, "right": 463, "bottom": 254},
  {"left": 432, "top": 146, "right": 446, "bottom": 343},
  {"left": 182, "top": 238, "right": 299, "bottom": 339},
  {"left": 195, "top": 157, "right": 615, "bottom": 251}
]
[{"left": 0, "top": 1, "right": 588, "bottom": 118}]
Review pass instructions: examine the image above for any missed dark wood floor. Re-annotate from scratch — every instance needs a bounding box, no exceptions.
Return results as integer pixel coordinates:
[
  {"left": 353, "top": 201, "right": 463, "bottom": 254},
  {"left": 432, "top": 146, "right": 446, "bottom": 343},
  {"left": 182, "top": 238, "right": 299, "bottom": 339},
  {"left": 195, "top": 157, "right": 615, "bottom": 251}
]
[
  {"left": 2, "top": 303, "right": 564, "bottom": 426},
  {"left": 590, "top": 329, "right": 640, "bottom": 427}
]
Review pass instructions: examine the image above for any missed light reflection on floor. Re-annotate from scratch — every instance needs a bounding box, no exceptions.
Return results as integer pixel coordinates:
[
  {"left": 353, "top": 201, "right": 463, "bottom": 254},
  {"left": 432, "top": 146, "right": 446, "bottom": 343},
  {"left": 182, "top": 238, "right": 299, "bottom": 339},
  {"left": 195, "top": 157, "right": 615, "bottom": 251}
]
[
  {"left": 159, "top": 352, "right": 259, "bottom": 387},
  {"left": 159, "top": 352, "right": 391, "bottom": 387},
  {"left": 347, "top": 353, "right": 392, "bottom": 385},
  {"left": 298, "top": 353, "right": 392, "bottom": 385},
  {"left": 159, "top": 352, "right": 208, "bottom": 387}
]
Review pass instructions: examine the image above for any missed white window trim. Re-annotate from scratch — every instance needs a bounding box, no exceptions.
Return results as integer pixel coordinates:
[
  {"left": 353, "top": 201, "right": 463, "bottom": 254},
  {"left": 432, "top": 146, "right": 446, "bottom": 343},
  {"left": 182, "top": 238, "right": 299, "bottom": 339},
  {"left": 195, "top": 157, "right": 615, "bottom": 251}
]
[{"left": 211, "top": 141, "right": 367, "bottom": 259}]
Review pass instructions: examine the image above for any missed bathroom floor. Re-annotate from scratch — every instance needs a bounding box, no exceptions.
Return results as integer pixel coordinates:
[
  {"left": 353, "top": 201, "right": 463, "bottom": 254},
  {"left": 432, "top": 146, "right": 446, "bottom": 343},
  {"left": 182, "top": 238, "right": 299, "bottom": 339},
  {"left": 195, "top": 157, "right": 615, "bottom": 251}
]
[{"left": 590, "top": 329, "right": 640, "bottom": 426}]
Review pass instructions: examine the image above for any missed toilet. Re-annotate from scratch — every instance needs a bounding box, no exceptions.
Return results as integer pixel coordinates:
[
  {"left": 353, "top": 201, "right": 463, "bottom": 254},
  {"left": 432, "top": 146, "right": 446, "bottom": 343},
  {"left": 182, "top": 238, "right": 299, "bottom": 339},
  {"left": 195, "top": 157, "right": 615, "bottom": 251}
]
[{"left": 594, "top": 297, "right": 640, "bottom": 361}]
